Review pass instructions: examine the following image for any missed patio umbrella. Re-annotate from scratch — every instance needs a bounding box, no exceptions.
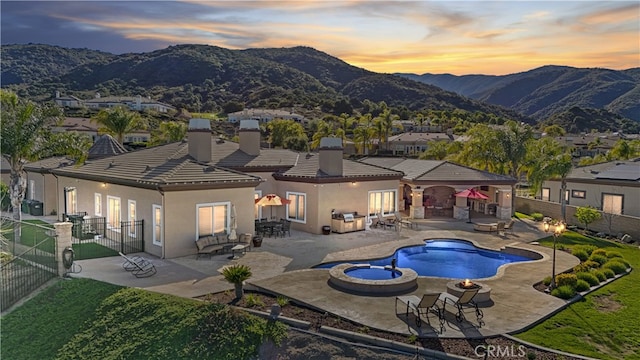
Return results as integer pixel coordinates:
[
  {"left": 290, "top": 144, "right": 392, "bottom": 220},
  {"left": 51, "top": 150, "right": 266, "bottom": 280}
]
[
  {"left": 455, "top": 188, "right": 489, "bottom": 222},
  {"left": 229, "top": 204, "right": 238, "bottom": 241},
  {"left": 255, "top": 194, "right": 291, "bottom": 220}
]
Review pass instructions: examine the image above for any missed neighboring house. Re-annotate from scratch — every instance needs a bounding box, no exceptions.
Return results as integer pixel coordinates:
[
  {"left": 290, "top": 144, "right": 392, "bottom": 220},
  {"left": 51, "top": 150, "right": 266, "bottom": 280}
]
[
  {"left": 554, "top": 133, "right": 619, "bottom": 158},
  {"left": 227, "top": 108, "right": 306, "bottom": 124},
  {"left": 386, "top": 131, "right": 457, "bottom": 156},
  {"left": 540, "top": 159, "right": 640, "bottom": 217},
  {"left": 52, "top": 117, "right": 151, "bottom": 144},
  {"left": 359, "top": 158, "right": 516, "bottom": 221},
  {"left": 85, "top": 94, "right": 175, "bottom": 113},
  {"left": 54, "top": 91, "right": 82, "bottom": 108}
]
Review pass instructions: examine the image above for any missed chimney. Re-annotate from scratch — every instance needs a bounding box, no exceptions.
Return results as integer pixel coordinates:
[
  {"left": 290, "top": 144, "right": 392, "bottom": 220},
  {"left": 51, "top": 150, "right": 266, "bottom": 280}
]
[
  {"left": 319, "top": 137, "right": 343, "bottom": 176},
  {"left": 239, "top": 120, "right": 260, "bottom": 156},
  {"left": 188, "top": 118, "right": 212, "bottom": 163}
]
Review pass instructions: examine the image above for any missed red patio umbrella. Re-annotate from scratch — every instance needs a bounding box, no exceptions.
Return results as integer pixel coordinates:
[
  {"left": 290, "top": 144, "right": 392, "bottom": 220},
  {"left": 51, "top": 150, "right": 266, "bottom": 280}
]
[
  {"left": 455, "top": 188, "right": 489, "bottom": 222},
  {"left": 255, "top": 194, "right": 291, "bottom": 219}
]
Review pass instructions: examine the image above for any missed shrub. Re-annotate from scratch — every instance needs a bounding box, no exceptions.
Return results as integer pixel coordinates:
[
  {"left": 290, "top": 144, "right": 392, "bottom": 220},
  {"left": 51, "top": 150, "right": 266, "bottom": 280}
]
[
  {"left": 244, "top": 294, "right": 264, "bottom": 308},
  {"left": 531, "top": 212, "right": 544, "bottom": 222},
  {"left": 582, "top": 260, "right": 600, "bottom": 269},
  {"left": 573, "top": 245, "right": 598, "bottom": 256},
  {"left": 602, "top": 268, "right": 616, "bottom": 279},
  {"left": 276, "top": 296, "right": 290, "bottom": 307},
  {"left": 609, "top": 258, "right": 630, "bottom": 268},
  {"left": 576, "top": 272, "right": 600, "bottom": 286},
  {"left": 542, "top": 276, "right": 552, "bottom": 286},
  {"left": 551, "top": 285, "right": 576, "bottom": 299},
  {"left": 591, "top": 248, "right": 607, "bottom": 256},
  {"left": 593, "top": 270, "right": 607, "bottom": 282},
  {"left": 555, "top": 273, "right": 578, "bottom": 288},
  {"left": 602, "top": 261, "right": 627, "bottom": 275},
  {"left": 575, "top": 279, "right": 591, "bottom": 292},
  {"left": 589, "top": 254, "right": 608, "bottom": 266},
  {"left": 606, "top": 251, "right": 623, "bottom": 259},
  {"left": 571, "top": 248, "right": 589, "bottom": 262}
]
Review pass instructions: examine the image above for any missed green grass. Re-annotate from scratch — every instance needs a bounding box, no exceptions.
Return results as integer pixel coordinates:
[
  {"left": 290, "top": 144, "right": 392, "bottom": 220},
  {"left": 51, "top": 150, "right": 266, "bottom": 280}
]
[
  {"left": 1, "top": 219, "right": 55, "bottom": 252},
  {"left": 516, "top": 232, "right": 640, "bottom": 359},
  {"left": 72, "top": 242, "right": 119, "bottom": 260},
  {"left": 1, "top": 278, "right": 287, "bottom": 360},
  {"left": 514, "top": 212, "right": 533, "bottom": 220}
]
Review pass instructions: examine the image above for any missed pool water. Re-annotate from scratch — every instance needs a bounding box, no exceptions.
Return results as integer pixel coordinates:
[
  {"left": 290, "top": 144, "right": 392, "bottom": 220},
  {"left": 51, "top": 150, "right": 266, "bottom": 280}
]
[
  {"left": 345, "top": 266, "right": 402, "bottom": 280},
  {"left": 315, "top": 239, "right": 533, "bottom": 279}
]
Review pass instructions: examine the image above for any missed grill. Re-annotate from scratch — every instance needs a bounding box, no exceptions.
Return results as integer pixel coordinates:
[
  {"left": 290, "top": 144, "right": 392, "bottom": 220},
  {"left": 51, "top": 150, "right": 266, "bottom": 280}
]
[{"left": 342, "top": 213, "right": 355, "bottom": 222}]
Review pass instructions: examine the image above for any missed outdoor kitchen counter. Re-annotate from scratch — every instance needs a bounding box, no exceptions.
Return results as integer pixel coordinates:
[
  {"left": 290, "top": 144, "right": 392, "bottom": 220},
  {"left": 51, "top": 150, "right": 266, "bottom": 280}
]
[{"left": 331, "top": 214, "right": 366, "bottom": 234}]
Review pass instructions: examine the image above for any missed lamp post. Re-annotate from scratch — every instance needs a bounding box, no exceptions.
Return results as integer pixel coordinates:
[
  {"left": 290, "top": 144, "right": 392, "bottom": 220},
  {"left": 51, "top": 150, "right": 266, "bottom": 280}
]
[{"left": 544, "top": 221, "right": 565, "bottom": 290}]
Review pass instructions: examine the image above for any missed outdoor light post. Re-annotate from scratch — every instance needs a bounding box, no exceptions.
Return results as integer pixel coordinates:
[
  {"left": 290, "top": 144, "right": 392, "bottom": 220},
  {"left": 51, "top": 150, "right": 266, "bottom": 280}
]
[{"left": 544, "top": 221, "right": 565, "bottom": 290}]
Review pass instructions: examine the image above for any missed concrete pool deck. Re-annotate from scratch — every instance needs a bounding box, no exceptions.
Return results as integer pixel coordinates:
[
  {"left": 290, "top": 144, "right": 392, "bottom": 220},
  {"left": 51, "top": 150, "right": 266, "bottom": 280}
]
[{"left": 62, "top": 215, "right": 579, "bottom": 339}]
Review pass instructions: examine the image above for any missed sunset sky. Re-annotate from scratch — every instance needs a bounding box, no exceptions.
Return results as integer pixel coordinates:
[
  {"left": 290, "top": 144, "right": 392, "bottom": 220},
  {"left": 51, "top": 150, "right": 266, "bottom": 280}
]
[{"left": 2, "top": 1, "right": 638, "bottom": 75}]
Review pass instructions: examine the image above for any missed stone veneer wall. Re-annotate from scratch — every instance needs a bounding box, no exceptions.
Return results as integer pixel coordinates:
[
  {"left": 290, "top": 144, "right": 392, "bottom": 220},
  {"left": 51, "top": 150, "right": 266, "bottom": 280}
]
[{"left": 516, "top": 196, "right": 640, "bottom": 240}]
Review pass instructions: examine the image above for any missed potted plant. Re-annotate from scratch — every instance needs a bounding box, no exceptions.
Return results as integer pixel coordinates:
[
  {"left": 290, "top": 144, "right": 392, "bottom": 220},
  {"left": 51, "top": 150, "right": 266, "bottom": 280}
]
[
  {"left": 252, "top": 235, "right": 263, "bottom": 248},
  {"left": 222, "top": 264, "right": 252, "bottom": 299}
]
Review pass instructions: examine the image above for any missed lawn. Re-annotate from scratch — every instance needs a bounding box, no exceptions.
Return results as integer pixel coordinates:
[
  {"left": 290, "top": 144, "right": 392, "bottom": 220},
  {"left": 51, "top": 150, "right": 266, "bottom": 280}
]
[
  {"left": 1, "top": 219, "right": 55, "bottom": 251},
  {"left": 515, "top": 231, "right": 640, "bottom": 360},
  {"left": 1, "top": 278, "right": 287, "bottom": 360}
]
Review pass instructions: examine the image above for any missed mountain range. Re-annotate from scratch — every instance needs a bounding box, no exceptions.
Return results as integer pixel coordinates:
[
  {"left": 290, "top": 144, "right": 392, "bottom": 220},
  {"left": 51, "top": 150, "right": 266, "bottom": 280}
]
[
  {"left": 397, "top": 66, "right": 640, "bottom": 123},
  {"left": 2, "top": 44, "right": 638, "bottom": 132}
]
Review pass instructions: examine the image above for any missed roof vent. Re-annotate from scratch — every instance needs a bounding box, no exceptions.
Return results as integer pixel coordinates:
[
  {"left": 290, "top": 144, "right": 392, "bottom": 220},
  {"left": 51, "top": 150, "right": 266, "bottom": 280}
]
[
  {"left": 590, "top": 170, "right": 599, "bottom": 174},
  {"left": 203, "top": 166, "right": 216, "bottom": 173},
  {"left": 108, "top": 161, "right": 115, "bottom": 169},
  {"left": 144, "top": 165, "right": 152, "bottom": 172}
]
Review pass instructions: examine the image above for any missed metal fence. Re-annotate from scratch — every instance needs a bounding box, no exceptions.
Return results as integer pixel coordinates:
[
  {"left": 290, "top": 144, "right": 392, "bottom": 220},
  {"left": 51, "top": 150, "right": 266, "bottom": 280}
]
[
  {"left": 65, "top": 213, "right": 144, "bottom": 259},
  {"left": 1, "top": 216, "right": 58, "bottom": 312}
]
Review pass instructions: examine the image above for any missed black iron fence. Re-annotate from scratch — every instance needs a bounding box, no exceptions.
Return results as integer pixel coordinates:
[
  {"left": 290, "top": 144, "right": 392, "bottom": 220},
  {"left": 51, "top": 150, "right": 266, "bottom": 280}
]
[
  {"left": 65, "top": 214, "right": 144, "bottom": 259},
  {"left": 1, "top": 216, "right": 58, "bottom": 312}
]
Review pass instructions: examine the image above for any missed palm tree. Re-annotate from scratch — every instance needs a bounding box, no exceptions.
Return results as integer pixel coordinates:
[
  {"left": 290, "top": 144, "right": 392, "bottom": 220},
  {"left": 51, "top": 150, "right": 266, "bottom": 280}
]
[
  {"left": 92, "top": 106, "right": 144, "bottom": 144},
  {"left": 149, "top": 121, "right": 187, "bottom": 146},
  {"left": 497, "top": 121, "right": 534, "bottom": 211},
  {"left": 222, "top": 264, "right": 252, "bottom": 299},
  {"left": 353, "top": 114, "right": 374, "bottom": 155},
  {"left": 376, "top": 108, "right": 399, "bottom": 151},
  {"left": 1, "top": 90, "right": 90, "bottom": 237}
]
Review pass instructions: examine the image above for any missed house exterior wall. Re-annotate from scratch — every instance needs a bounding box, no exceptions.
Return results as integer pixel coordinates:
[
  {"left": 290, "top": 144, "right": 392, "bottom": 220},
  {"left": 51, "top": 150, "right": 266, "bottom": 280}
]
[
  {"left": 542, "top": 179, "right": 640, "bottom": 217},
  {"left": 26, "top": 172, "right": 58, "bottom": 216},
  {"left": 163, "top": 186, "right": 256, "bottom": 258}
]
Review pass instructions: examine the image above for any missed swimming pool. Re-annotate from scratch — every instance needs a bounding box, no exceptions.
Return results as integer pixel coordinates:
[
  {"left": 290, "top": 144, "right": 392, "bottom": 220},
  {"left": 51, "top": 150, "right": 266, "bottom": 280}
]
[
  {"left": 345, "top": 266, "right": 402, "bottom": 280},
  {"left": 315, "top": 239, "right": 536, "bottom": 279}
]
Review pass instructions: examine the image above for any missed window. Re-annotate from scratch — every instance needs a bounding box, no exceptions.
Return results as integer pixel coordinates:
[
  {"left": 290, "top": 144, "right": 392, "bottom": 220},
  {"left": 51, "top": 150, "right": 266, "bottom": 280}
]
[
  {"left": 196, "top": 202, "right": 229, "bottom": 238},
  {"left": 602, "top": 193, "right": 623, "bottom": 215},
  {"left": 94, "top": 193, "right": 102, "bottom": 216},
  {"left": 66, "top": 187, "right": 77, "bottom": 214},
  {"left": 564, "top": 190, "right": 570, "bottom": 205},
  {"left": 368, "top": 190, "right": 397, "bottom": 216},
  {"left": 128, "top": 200, "right": 136, "bottom": 236},
  {"left": 107, "top": 196, "right": 121, "bottom": 229},
  {"left": 286, "top": 192, "right": 306, "bottom": 223},
  {"left": 541, "top": 188, "right": 550, "bottom": 201},
  {"left": 254, "top": 191, "right": 262, "bottom": 220},
  {"left": 571, "top": 190, "right": 586, "bottom": 199},
  {"left": 29, "top": 180, "right": 35, "bottom": 200},
  {"left": 153, "top": 204, "right": 162, "bottom": 245}
]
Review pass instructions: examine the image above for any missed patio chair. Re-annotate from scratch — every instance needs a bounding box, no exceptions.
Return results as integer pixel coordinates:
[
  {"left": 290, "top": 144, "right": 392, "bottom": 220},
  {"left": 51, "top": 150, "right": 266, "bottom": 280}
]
[
  {"left": 376, "top": 213, "right": 397, "bottom": 230},
  {"left": 280, "top": 219, "right": 291, "bottom": 237},
  {"left": 496, "top": 221, "right": 506, "bottom": 236},
  {"left": 118, "top": 252, "right": 157, "bottom": 278},
  {"left": 439, "top": 288, "right": 483, "bottom": 324},
  {"left": 396, "top": 292, "right": 445, "bottom": 332},
  {"left": 503, "top": 219, "right": 516, "bottom": 234}
]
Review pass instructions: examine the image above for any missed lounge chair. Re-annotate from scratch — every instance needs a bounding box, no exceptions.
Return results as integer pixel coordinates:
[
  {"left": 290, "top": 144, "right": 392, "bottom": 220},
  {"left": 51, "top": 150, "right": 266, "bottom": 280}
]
[
  {"left": 439, "top": 289, "right": 483, "bottom": 325},
  {"left": 621, "top": 234, "right": 633, "bottom": 243},
  {"left": 118, "top": 252, "right": 157, "bottom": 278},
  {"left": 394, "top": 212, "right": 415, "bottom": 229},
  {"left": 396, "top": 292, "right": 445, "bottom": 331},
  {"left": 473, "top": 223, "right": 497, "bottom": 232},
  {"left": 503, "top": 219, "right": 516, "bottom": 233},
  {"left": 496, "top": 222, "right": 506, "bottom": 236},
  {"left": 376, "top": 213, "right": 397, "bottom": 230}
]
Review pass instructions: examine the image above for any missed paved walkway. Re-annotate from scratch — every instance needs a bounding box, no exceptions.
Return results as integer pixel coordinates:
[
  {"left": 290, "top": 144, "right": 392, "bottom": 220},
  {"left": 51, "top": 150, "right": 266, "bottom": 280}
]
[{"left": 22, "top": 213, "right": 579, "bottom": 338}]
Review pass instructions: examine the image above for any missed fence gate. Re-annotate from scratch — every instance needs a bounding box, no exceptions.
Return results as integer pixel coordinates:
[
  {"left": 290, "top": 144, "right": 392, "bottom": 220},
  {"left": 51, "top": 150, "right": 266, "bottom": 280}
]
[{"left": 66, "top": 213, "right": 144, "bottom": 259}]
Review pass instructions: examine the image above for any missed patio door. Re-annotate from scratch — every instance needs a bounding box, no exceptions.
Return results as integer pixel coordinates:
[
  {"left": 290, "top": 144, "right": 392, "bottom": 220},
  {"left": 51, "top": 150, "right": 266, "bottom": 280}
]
[{"left": 197, "top": 202, "right": 229, "bottom": 238}]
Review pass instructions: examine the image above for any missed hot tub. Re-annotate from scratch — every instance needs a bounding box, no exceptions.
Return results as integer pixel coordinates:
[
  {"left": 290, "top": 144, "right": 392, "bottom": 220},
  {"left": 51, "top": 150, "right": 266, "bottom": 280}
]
[{"left": 328, "top": 264, "right": 418, "bottom": 294}]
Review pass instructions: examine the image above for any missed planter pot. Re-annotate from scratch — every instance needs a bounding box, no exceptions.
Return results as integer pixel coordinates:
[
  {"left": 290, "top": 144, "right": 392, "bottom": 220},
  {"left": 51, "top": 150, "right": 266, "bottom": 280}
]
[
  {"left": 322, "top": 226, "right": 331, "bottom": 235},
  {"left": 252, "top": 236, "right": 263, "bottom": 248}
]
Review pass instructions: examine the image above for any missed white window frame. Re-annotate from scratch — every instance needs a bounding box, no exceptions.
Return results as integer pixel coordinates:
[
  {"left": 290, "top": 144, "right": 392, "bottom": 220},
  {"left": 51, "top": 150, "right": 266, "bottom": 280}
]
[
  {"left": 368, "top": 189, "right": 397, "bottom": 216},
  {"left": 67, "top": 187, "right": 78, "bottom": 214},
  {"left": 254, "top": 190, "right": 262, "bottom": 220},
  {"left": 29, "top": 180, "right": 35, "bottom": 200},
  {"left": 153, "top": 204, "right": 162, "bottom": 246},
  {"left": 128, "top": 200, "right": 136, "bottom": 236},
  {"left": 94, "top": 193, "right": 102, "bottom": 216},
  {"left": 602, "top": 193, "right": 623, "bottom": 215},
  {"left": 106, "top": 195, "right": 121, "bottom": 230},
  {"left": 286, "top": 192, "right": 306, "bottom": 223},
  {"left": 196, "top": 202, "right": 230, "bottom": 239},
  {"left": 541, "top": 188, "right": 550, "bottom": 202}
]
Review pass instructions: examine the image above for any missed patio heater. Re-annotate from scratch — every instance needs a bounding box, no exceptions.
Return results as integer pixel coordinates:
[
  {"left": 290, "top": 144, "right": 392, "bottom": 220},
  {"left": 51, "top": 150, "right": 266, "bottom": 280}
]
[{"left": 544, "top": 221, "right": 565, "bottom": 290}]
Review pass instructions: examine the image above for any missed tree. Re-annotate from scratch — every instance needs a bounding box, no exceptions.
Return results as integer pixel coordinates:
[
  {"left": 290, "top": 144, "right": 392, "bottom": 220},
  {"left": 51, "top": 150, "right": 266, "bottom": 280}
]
[
  {"left": 376, "top": 108, "right": 399, "bottom": 151},
  {"left": 222, "top": 264, "right": 252, "bottom": 299},
  {"left": 454, "top": 124, "right": 502, "bottom": 172},
  {"left": 574, "top": 206, "right": 601, "bottom": 231},
  {"left": 543, "top": 125, "right": 565, "bottom": 137},
  {"left": 609, "top": 139, "right": 634, "bottom": 160},
  {"left": 420, "top": 140, "right": 449, "bottom": 160},
  {"left": 149, "top": 121, "right": 187, "bottom": 146},
  {"left": 267, "top": 119, "right": 307, "bottom": 149},
  {"left": 92, "top": 106, "right": 145, "bottom": 144},
  {"left": 353, "top": 114, "right": 374, "bottom": 155},
  {"left": 1, "top": 90, "right": 90, "bottom": 237}
]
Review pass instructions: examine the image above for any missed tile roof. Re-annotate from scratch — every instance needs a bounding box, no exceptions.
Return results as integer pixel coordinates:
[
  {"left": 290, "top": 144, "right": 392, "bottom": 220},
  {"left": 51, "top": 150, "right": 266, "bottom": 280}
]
[
  {"left": 388, "top": 132, "right": 456, "bottom": 142},
  {"left": 359, "top": 158, "right": 515, "bottom": 184},
  {"left": 88, "top": 135, "right": 128, "bottom": 159},
  {"left": 24, "top": 157, "right": 75, "bottom": 172},
  {"left": 564, "top": 159, "right": 640, "bottom": 182},
  {"left": 274, "top": 153, "right": 404, "bottom": 182}
]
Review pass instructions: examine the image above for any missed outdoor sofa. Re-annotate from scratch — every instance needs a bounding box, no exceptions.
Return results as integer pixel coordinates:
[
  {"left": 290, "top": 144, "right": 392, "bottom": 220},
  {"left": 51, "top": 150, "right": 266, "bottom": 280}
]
[{"left": 196, "top": 232, "right": 236, "bottom": 259}]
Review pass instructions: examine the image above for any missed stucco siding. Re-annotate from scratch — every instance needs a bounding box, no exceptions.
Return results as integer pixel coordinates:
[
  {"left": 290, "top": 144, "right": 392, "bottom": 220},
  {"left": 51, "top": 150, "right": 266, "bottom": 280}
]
[{"left": 543, "top": 180, "right": 640, "bottom": 217}]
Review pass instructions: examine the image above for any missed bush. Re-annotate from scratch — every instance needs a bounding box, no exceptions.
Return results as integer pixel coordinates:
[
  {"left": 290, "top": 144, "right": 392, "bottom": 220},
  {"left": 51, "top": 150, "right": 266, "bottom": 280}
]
[
  {"left": 602, "top": 268, "right": 616, "bottom": 279},
  {"left": 555, "top": 273, "right": 578, "bottom": 288},
  {"left": 244, "top": 294, "right": 264, "bottom": 308},
  {"left": 602, "top": 261, "right": 627, "bottom": 275},
  {"left": 582, "top": 260, "right": 600, "bottom": 269},
  {"left": 551, "top": 285, "right": 576, "bottom": 299},
  {"left": 589, "top": 254, "right": 608, "bottom": 266},
  {"left": 576, "top": 272, "right": 600, "bottom": 286},
  {"left": 276, "top": 296, "right": 289, "bottom": 307},
  {"left": 571, "top": 248, "right": 589, "bottom": 262},
  {"left": 606, "top": 251, "right": 623, "bottom": 259},
  {"left": 542, "top": 276, "right": 552, "bottom": 286},
  {"left": 531, "top": 212, "right": 544, "bottom": 222},
  {"left": 593, "top": 270, "right": 607, "bottom": 282},
  {"left": 573, "top": 245, "right": 598, "bottom": 256},
  {"left": 591, "top": 249, "right": 607, "bottom": 257},
  {"left": 575, "top": 279, "right": 591, "bottom": 292}
]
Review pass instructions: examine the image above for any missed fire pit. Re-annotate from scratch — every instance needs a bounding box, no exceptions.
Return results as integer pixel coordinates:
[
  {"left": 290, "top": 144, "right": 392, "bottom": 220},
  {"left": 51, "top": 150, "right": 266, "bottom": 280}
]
[{"left": 447, "top": 280, "right": 492, "bottom": 303}]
